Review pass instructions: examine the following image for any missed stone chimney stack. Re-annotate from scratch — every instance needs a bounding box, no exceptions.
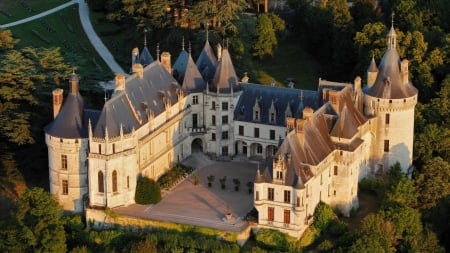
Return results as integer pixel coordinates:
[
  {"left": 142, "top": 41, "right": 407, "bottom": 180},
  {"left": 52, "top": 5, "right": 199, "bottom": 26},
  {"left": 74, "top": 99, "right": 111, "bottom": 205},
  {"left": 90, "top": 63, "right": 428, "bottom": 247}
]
[
  {"left": 52, "top": 88, "right": 63, "bottom": 119},
  {"left": 401, "top": 59, "right": 409, "bottom": 85},
  {"left": 302, "top": 107, "right": 313, "bottom": 123},
  {"left": 160, "top": 51, "right": 172, "bottom": 74},
  {"left": 69, "top": 72, "right": 79, "bottom": 94},
  {"left": 295, "top": 118, "right": 305, "bottom": 145},
  {"left": 115, "top": 74, "right": 126, "bottom": 91},
  {"left": 132, "top": 63, "right": 144, "bottom": 79}
]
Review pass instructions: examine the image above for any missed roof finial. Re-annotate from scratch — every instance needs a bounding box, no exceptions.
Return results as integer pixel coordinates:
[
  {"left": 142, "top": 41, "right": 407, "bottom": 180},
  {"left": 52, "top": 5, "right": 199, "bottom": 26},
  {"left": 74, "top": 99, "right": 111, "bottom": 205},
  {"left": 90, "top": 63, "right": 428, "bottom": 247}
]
[
  {"left": 391, "top": 12, "right": 395, "bottom": 28},
  {"left": 188, "top": 41, "right": 192, "bottom": 55},
  {"left": 72, "top": 67, "right": 75, "bottom": 74},
  {"left": 300, "top": 90, "right": 304, "bottom": 103},
  {"left": 156, "top": 43, "right": 160, "bottom": 61},
  {"left": 144, "top": 28, "right": 147, "bottom": 47},
  {"left": 182, "top": 36, "right": 185, "bottom": 51},
  {"left": 206, "top": 25, "right": 209, "bottom": 41}
]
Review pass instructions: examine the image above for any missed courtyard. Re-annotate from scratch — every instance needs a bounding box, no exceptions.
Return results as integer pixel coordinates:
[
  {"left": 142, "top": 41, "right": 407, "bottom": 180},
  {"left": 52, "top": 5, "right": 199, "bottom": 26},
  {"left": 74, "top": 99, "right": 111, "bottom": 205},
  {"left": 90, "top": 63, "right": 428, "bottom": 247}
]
[{"left": 114, "top": 153, "right": 263, "bottom": 232}]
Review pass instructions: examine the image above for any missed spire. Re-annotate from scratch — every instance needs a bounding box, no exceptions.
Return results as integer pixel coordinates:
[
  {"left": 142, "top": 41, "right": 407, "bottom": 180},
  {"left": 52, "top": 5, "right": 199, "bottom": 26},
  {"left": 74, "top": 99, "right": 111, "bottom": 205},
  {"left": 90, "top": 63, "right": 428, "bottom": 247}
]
[
  {"left": 206, "top": 25, "right": 209, "bottom": 41},
  {"left": 188, "top": 41, "right": 191, "bottom": 55},
  {"left": 156, "top": 43, "right": 160, "bottom": 61},
  {"left": 387, "top": 13, "right": 397, "bottom": 49},
  {"left": 144, "top": 29, "right": 147, "bottom": 47},
  {"left": 182, "top": 36, "right": 185, "bottom": 51}
]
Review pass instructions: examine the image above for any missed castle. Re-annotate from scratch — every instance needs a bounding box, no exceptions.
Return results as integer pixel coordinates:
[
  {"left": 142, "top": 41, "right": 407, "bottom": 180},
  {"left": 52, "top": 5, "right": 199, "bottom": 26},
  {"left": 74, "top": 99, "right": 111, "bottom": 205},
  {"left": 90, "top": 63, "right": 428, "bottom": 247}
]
[{"left": 45, "top": 25, "right": 417, "bottom": 237}]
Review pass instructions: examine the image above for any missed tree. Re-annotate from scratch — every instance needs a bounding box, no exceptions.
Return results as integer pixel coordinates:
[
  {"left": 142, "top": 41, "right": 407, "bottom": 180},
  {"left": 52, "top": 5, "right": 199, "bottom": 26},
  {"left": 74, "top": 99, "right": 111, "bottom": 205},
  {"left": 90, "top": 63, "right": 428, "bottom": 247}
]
[
  {"left": 415, "top": 157, "right": 450, "bottom": 210},
  {"left": 135, "top": 177, "right": 161, "bottom": 204},
  {"left": 252, "top": 14, "right": 277, "bottom": 59},
  {"left": 0, "top": 29, "right": 17, "bottom": 51},
  {"left": 313, "top": 202, "right": 335, "bottom": 231},
  {"left": 15, "top": 187, "right": 67, "bottom": 253},
  {"left": 0, "top": 45, "right": 71, "bottom": 145}
]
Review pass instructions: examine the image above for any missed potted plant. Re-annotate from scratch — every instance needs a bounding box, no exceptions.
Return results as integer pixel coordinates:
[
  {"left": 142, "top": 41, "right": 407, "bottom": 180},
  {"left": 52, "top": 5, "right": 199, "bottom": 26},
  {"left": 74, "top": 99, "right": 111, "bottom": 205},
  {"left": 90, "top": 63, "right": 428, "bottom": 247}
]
[
  {"left": 219, "top": 176, "right": 227, "bottom": 189},
  {"left": 233, "top": 178, "right": 240, "bottom": 191},
  {"left": 207, "top": 174, "right": 215, "bottom": 188}
]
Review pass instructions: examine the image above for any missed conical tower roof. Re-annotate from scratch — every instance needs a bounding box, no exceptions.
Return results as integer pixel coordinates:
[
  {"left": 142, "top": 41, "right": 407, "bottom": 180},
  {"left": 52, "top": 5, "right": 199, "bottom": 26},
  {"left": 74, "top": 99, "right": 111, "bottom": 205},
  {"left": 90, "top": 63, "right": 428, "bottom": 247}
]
[
  {"left": 196, "top": 39, "right": 217, "bottom": 82},
  {"left": 211, "top": 48, "right": 239, "bottom": 93}
]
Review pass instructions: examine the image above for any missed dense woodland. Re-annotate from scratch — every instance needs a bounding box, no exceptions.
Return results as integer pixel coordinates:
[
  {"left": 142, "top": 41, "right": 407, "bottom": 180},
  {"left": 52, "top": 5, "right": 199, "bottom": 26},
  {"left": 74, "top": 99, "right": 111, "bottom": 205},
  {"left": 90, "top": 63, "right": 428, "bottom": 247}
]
[{"left": 0, "top": 0, "right": 449, "bottom": 252}]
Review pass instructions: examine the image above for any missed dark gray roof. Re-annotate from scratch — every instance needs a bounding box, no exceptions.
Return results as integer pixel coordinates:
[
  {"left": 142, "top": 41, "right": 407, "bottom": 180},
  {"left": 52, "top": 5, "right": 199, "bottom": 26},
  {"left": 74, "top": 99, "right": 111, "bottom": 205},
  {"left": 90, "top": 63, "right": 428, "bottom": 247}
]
[
  {"left": 173, "top": 49, "right": 206, "bottom": 92},
  {"left": 139, "top": 46, "right": 153, "bottom": 66},
  {"left": 234, "top": 84, "right": 319, "bottom": 126},
  {"left": 196, "top": 40, "right": 217, "bottom": 82},
  {"left": 365, "top": 48, "right": 418, "bottom": 99},
  {"left": 211, "top": 48, "right": 239, "bottom": 93},
  {"left": 45, "top": 93, "right": 86, "bottom": 138},
  {"left": 92, "top": 61, "right": 183, "bottom": 138}
]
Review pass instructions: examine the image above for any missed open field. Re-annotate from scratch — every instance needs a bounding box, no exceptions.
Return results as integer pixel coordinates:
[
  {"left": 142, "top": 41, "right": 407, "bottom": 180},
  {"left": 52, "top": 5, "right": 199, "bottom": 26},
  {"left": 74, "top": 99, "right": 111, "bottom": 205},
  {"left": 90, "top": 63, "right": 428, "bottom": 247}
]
[{"left": 0, "top": 0, "right": 69, "bottom": 24}]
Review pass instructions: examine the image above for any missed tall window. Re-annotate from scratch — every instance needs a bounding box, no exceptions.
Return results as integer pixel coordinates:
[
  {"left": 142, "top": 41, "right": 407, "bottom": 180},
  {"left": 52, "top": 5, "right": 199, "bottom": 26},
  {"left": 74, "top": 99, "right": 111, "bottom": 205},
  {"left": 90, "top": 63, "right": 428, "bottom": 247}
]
[
  {"left": 61, "top": 155, "right": 67, "bottom": 170},
  {"left": 212, "top": 101, "right": 216, "bottom": 109},
  {"left": 284, "top": 190, "right": 291, "bottom": 203},
  {"left": 385, "top": 113, "right": 390, "bottom": 125},
  {"left": 239, "top": 125, "right": 244, "bottom": 136},
  {"left": 284, "top": 209, "right": 290, "bottom": 224},
  {"left": 254, "top": 128, "right": 259, "bottom": 138},
  {"left": 270, "top": 130, "right": 275, "bottom": 140},
  {"left": 270, "top": 112, "right": 275, "bottom": 123},
  {"left": 384, "top": 140, "right": 390, "bottom": 152},
  {"left": 127, "top": 176, "right": 130, "bottom": 189},
  {"left": 62, "top": 180, "right": 68, "bottom": 195},
  {"left": 268, "top": 188, "right": 274, "bottom": 201},
  {"left": 222, "top": 115, "right": 228, "bottom": 124},
  {"left": 296, "top": 197, "right": 300, "bottom": 207},
  {"left": 268, "top": 207, "right": 274, "bottom": 221},
  {"left": 334, "top": 166, "right": 338, "bottom": 176},
  {"left": 276, "top": 171, "right": 283, "bottom": 180},
  {"left": 98, "top": 171, "right": 104, "bottom": 193},
  {"left": 112, "top": 143, "right": 116, "bottom": 154},
  {"left": 222, "top": 131, "right": 228, "bottom": 140},
  {"left": 112, "top": 170, "right": 118, "bottom": 193},
  {"left": 255, "top": 191, "right": 259, "bottom": 200},
  {"left": 212, "top": 115, "right": 216, "bottom": 126},
  {"left": 257, "top": 144, "right": 263, "bottom": 154},
  {"left": 222, "top": 102, "right": 228, "bottom": 111},
  {"left": 99, "top": 144, "right": 102, "bottom": 154},
  {"left": 192, "top": 95, "right": 198, "bottom": 105},
  {"left": 255, "top": 111, "right": 259, "bottom": 121},
  {"left": 212, "top": 133, "right": 216, "bottom": 141},
  {"left": 222, "top": 146, "right": 228, "bottom": 156}
]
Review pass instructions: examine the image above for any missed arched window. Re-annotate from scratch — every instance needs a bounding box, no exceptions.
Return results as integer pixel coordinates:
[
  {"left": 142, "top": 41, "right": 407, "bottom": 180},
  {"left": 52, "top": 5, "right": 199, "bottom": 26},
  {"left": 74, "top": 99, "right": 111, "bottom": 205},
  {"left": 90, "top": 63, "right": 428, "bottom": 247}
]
[
  {"left": 112, "top": 170, "right": 118, "bottom": 193},
  {"left": 98, "top": 171, "right": 104, "bottom": 193}
]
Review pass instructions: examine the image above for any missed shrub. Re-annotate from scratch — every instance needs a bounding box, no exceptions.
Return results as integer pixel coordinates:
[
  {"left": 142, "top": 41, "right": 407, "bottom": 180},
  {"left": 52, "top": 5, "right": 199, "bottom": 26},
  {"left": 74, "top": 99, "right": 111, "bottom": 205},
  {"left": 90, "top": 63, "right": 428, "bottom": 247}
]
[
  {"left": 255, "top": 228, "right": 288, "bottom": 251},
  {"left": 233, "top": 178, "right": 240, "bottom": 191},
  {"left": 207, "top": 175, "right": 215, "bottom": 187},
  {"left": 317, "top": 239, "right": 334, "bottom": 252},
  {"left": 328, "top": 220, "right": 349, "bottom": 237},
  {"left": 313, "top": 202, "right": 335, "bottom": 232},
  {"left": 220, "top": 176, "right": 227, "bottom": 189},
  {"left": 299, "top": 226, "right": 319, "bottom": 247},
  {"left": 135, "top": 177, "right": 161, "bottom": 204}
]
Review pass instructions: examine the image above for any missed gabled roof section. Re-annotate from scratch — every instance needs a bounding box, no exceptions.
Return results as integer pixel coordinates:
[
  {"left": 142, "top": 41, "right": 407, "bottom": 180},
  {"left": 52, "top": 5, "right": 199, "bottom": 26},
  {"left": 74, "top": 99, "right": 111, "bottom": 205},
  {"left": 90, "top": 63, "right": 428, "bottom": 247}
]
[
  {"left": 92, "top": 61, "right": 183, "bottom": 138},
  {"left": 234, "top": 84, "right": 319, "bottom": 125},
  {"left": 196, "top": 40, "right": 217, "bottom": 82},
  {"left": 139, "top": 46, "right": 153, "bottom": 66}
]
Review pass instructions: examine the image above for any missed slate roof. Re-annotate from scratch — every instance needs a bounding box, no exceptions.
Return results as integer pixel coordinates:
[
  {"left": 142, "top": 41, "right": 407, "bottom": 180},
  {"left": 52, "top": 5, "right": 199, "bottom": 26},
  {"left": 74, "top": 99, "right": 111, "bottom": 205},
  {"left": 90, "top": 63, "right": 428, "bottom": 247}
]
[
  {"left": 45, "top": 93, "right": 86, "bottom": 138},
  {"left": 173, "top": 49, "right": 206, "bottom": 92},
  {"left": 196, "top": 40, "right": 217, "bottom": 82},
  {"left": 211, "top": 48, "right": 239, "bottom": 93},
  {"left": 92, "top": 61, "right": 183, "bottom": 138},
  {"left": 234, "top": 84, "right": 319, "bottom": 126},
  {"left": 139, "top": 46, "right": 153, "bottom": 66}
]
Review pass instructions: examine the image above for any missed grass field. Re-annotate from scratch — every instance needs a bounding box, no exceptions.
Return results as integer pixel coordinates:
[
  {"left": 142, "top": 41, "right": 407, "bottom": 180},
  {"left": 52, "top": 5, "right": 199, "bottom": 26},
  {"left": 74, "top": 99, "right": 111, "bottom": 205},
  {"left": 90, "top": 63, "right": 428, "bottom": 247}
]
[
  {"left": 0, "top": 0, "right": 69, "bottom": 24},
  {"left": 8, "top": 5, "right": 111, "bottom": 81}
]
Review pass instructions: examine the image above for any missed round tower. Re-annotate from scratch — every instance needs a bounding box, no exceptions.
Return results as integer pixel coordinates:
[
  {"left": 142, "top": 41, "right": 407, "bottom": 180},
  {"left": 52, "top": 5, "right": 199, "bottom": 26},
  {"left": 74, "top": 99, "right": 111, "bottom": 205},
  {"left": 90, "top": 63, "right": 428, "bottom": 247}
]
[
  {"left": 44, "top": 72, "right": 89, "bottom": 212},
  {"left": 363, "top": 25, "right": 418, "bottom": 175}
]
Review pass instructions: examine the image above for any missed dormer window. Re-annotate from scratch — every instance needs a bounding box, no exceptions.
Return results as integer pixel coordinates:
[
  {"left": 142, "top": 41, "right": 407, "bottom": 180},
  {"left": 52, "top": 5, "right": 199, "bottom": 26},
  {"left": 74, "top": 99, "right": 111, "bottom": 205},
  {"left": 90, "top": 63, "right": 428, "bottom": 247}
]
[
  {"left": 253, "top": 99, "right": 260, "bottom": 121},
  {"left": 285, "top": 102, "right": 292, "bottom": 118},
  {"left": 269, "top": 99, "right": 277, "bottom": 124}
]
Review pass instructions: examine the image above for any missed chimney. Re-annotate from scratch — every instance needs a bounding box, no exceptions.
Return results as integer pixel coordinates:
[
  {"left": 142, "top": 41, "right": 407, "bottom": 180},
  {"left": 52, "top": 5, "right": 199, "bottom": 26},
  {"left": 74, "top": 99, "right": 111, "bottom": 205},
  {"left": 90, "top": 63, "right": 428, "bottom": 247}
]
[
  {"left": 295, "top": 118, "right": 305, "bottom": 145},
  {"left": 69, "top": 72, "right": 79, "bottom": 94},
  {"left": 401, "top": 59, "right": 409, "bottom": 85},
  {"left": 329, "top": 90, "right": 340, "bottom": 113},
  {"left": 52, "top": 88, "right": 63, "bottom": 119},
  {"left": 302, "top": 107, "right": 313, "bottom": 123},
  {"left": 131, "top": 47, "right": 139, "bottom": 66},
  {"left": 286, "top": 117, "right": 295, "bottom": 132},
  {"left": 115, "top": 74, "right": 126, "bottom": 91},
  {"left": 217, "top": 43, "right": 222, "bottom": 61},
  {"left": 354, "top": 76, "right": 362, "bottom": 92},
  {"left": 241, "top": 72, "right": 249, "bottom": 83},
  {"left": 132, "top": 63, "right": 144, "bottom": 79},
  {"left": 160, "top": 51, "right": 172, "bottom": 74}
]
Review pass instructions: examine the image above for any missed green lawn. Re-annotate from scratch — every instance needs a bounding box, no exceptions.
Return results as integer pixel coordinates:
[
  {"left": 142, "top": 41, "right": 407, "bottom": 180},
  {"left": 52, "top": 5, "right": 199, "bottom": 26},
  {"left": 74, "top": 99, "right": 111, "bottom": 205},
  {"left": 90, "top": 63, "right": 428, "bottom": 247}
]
[
  {"left": 251, "top": 38, "right": 320, "bottom": 90},
  {"left": 9, "top": 5, "right": 111, "bottom": 81},
  {"left": 0, "top": 0, "right": 69, "bottom": 24}
]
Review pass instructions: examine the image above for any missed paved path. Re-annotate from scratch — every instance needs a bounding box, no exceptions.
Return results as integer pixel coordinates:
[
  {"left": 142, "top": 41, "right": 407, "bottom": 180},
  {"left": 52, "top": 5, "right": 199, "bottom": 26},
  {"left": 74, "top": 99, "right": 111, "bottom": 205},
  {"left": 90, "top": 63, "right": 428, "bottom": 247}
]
[{"left": 0, "top": 0, "right": 126, "bottom": 75}]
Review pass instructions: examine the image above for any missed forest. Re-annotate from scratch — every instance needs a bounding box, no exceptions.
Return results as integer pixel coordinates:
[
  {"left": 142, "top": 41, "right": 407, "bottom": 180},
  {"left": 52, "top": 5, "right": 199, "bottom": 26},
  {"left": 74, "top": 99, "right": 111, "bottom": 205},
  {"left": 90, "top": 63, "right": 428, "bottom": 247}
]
[{"left": 0, "top": 0, "right": 449, "bottom": 252}]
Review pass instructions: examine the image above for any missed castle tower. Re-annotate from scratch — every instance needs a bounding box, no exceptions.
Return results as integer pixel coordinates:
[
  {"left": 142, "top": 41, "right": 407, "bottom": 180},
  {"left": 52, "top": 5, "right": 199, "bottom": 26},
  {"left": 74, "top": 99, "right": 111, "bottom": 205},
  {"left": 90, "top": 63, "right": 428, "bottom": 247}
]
[
  {"left": 44, "top": 72, "right": 89, "bottom": 212},
  {"left": 363, "top": 24, "right": 418, "bottom": 175}
]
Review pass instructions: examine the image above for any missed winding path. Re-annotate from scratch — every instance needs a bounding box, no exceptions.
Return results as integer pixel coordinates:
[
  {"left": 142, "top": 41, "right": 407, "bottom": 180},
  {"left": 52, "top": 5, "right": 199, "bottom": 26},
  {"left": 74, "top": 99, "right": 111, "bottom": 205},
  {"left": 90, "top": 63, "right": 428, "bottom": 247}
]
[{"left": 0, "top": 0, "right": 125, "bottom": 75}]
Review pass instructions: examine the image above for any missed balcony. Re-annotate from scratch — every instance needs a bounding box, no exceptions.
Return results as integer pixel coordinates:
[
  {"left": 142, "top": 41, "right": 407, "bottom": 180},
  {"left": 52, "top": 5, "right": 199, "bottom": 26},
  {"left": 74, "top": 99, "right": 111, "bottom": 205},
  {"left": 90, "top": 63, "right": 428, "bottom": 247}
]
[{"left": 187, "top": 126, "right": 206, "bottom": 135}]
